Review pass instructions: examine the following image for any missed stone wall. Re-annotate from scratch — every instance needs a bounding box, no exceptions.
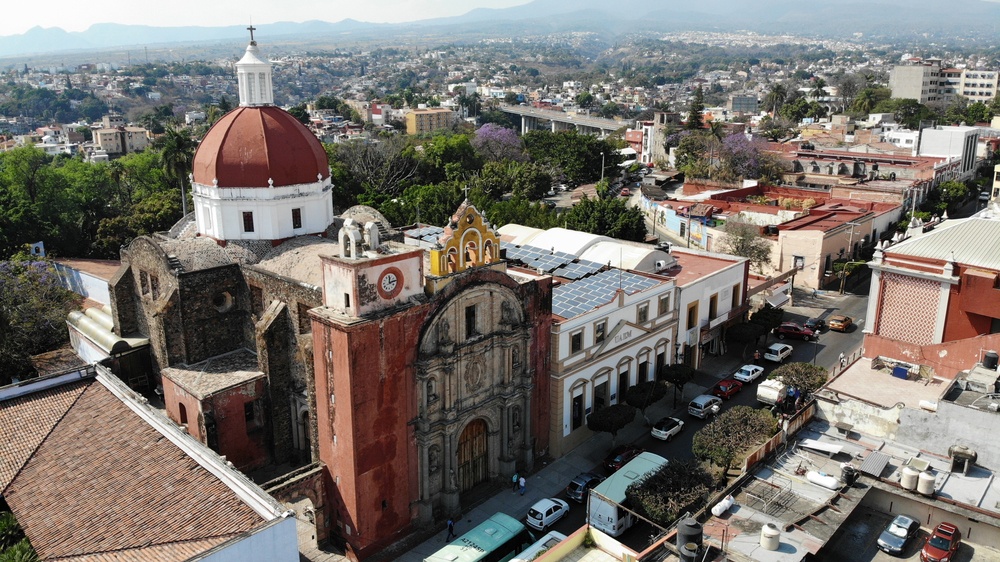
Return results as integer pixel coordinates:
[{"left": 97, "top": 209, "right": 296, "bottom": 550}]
[
  {"left": 863, "top": 333, "right": 1000, "bottom": 379},
  {"left": 177, "top": 265, "right": 249, "bottom": 365},
  {"left": 264, "top": 463, "right": 330, "bottom": 545}
]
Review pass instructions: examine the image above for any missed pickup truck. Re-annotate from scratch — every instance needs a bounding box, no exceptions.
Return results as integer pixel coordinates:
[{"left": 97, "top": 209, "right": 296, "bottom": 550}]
[
  {"left": 763, "top": 343, "right": 793, "bottom": 363},
  {"left": 757, "top": 379, "right": 788, "bottom": 406}
]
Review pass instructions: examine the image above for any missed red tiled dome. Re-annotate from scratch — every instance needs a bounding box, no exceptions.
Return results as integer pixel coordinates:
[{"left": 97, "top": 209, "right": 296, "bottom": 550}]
[{"left": 193, "top": 106, "right": 329, "bottom": 188}]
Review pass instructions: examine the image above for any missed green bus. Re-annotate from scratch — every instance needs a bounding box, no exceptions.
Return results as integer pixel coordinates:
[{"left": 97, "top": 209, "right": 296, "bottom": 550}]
[{"left": 423, "top": 512, "right": 534, "bottom": 562}]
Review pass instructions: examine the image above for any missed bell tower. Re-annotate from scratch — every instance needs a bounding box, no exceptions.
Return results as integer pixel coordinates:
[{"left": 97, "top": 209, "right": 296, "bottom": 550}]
[{"left": 236, "top": 25, "right": 274, "bottom": 107}]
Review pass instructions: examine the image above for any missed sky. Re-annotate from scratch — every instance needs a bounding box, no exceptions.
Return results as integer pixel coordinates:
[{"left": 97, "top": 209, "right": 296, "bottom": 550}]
[{"left": 0, "top": 0, "right": 533, "bottom": 37}]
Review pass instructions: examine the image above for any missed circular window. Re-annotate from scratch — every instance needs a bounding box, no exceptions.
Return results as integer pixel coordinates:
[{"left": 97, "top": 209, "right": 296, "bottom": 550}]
[{"left": 213, "top": 291, "right": 234, "bottom": 312}]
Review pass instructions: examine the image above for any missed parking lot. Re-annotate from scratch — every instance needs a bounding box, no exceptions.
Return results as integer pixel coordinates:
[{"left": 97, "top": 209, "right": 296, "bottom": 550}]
[{"left": 814, "top": 506, "right": 983, "bottom": 562}]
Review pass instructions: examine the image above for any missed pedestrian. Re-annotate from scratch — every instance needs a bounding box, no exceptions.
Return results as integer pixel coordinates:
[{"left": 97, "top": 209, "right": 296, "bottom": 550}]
[
  {"left": 511, "top": 472, "right": 519, "bottom": 492},
  {"left": 446, "top": 518, "right": 456, "bottom": 541},
  {"left": 839, "top": 352, "right": 846, "bottom": 367},
  {"left": 519, "top": 476, "right": 526, "bottom": 496},
  {"left": 754, "top": 349, "right": 761, "bottom": 362}
]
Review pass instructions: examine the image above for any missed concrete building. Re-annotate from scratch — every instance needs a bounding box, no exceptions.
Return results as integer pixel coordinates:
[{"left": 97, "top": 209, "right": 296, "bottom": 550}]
[
  {"left": 405, "top": 107, "right": 457, "bottom": 134},
  {"left": 889, "top": 59, "right": 947, "bottom": 108},
  {"left": 94, "top": 125, "right": 150, "bottom": 155},
  {"left": 918, "top": 125, "right": 980, "bottom": 181},
  {"left": 728, "top": 94, "right": 759, "bottom": 114}
]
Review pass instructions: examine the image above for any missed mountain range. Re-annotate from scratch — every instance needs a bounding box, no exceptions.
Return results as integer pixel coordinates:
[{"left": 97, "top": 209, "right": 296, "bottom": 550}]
[{"left": 2, "top": 0, "right": 1000, "bottom": 60}]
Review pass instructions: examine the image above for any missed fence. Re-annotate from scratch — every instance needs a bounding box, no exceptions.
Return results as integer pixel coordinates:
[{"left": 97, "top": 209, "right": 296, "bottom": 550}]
[{"left": 741, "top": 400, "right": 817, "bottom": 473}]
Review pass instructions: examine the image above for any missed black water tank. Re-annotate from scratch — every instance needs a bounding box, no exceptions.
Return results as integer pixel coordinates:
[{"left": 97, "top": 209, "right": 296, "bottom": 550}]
[
  {"left": 983, "top": 350, "right": 999, "bottom": 370},
  {"left": 679, "top": 542, "right": 699, "bottom": 562},
  {"left": 677, "top": 518, "right": 703, "bottom": 549}
]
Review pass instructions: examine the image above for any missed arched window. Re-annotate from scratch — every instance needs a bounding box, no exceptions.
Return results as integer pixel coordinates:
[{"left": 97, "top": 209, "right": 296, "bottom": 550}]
[
  {"left": 447, "top": 248, "right": 459, "bottom": 273},
  {"left": 483, "top": 241, "right": 494, "bottom": 263},
  {"left": 465, "top": 241, "right": 479, "bottom": 267},
  {"left": 178, "top": 402, "right": 188, "bottom": 425}
]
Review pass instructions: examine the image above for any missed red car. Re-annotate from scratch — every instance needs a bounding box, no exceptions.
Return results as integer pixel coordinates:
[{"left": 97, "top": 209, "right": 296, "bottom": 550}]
[
  {"left": 921, "top": 522, "right": 961, "bottom": 562},
  {"left": 711, "top": 378, "right": 743, "bottom": 400},
  {"left": 773, "top": 322, "right": 816, "bottom": 341},
  {"left": 603, "top": 444, "right": 643, "bottom": 474}
]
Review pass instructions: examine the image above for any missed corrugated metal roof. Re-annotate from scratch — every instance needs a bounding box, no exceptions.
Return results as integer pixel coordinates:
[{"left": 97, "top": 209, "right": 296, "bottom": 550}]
[
  {"left": 859, "top": 450, "right": 891, "bottom": 478},
  {"left": 888, "top": 217, "right": 1000, "bottom": 271}
]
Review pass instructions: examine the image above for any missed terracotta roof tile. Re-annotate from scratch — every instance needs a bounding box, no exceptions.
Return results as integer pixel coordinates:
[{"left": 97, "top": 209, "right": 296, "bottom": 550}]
[{"left": 3, "top": 380, "right": 265, "bottom": 560}]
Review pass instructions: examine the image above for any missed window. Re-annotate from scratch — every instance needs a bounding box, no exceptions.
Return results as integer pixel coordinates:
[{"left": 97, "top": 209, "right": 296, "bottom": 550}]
[
  {"left": 465, "top": 305, "right": 477, "bottom": 339},
  {"left": 709, "top": 294, "right": 718, "bottom": 320},
  {"left": 149, "top": 274, "right": 160, "bottom": 300},
  {"left": 637, "top": 302, "right": 649, "bottom": 323},
  {"left": 618, "top": 367, "right": 630, "bottom": 400},
  {"left": 639, "top": 358, "right": 650, "bottom": 382},
  {"left": 242, "top": 211, "right": 255, "bottom": 233},
  {"left": 686, "top": 302, "right": 699, "bottom": 331},
  {"left": 593, "top": 380, "right": 608, "bottom": 413},
  {"left": 570, "top": 330, "right": 584, "bottom": 354},
  {"left": 244, "top": 399, "right": 263, "bottom": 431},
  {"left": 655, "top": 348, "right": 666, "bottom": 379},
  {"left": 658, "top": 294, "right": 670, "bottom": 316},
  {"left": 292, "top": 208, "right": 303, "bottom": 229},
  {"left": 571, "top": 393, "right": 584, "bottom": 429},
  {"left": 178, "top": 402, "right": 188, "bottom": 425},
  {"left": 250, "top": 285, "right": 263, "bottom": 316},
  {"left": 732, "top": 284, "right": 740, "bottom": 309},
  {"left": 140, "top": 271, "right": 149, "bottom": 295},
  {"left": 297, "top": 302, "right": 312, "bottom": 334},
  {"left": 594, "top": 321, "right": 606, "bottom": 344}
]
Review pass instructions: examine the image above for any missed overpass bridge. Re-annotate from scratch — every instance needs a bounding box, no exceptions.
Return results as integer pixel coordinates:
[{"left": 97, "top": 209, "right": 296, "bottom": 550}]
[{"left": 500, "top": 105, "right": 627, "bottom": 137}]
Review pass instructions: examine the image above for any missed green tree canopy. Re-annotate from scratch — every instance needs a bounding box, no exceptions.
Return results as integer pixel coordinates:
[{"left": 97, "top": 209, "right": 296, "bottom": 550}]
[
  {"left": 769, "top": 362, "right": 828, "bottom": 396},
  {"left": 625, "top": 459, "right": 714, "bottom": 527},
  {"left": 718, "top": 215, "right": 772, "bottom": 274},
  {"left": 523, "top": 130, "right": 619, "bottom": 185},
  {"left": 624, "top": 380, "right": 668, "bottom": 423},
  {"left": 586, "top": 403, "right": 637, "bottom": 446},
  {"left": 692, "top": 405, "right": 778, "bottom": 470},
  {"left": 562, "top": 196, "right": 647, "bottom": 242},
  {"left": 685, "top": 86, "right": 705, "bottom": 130}
]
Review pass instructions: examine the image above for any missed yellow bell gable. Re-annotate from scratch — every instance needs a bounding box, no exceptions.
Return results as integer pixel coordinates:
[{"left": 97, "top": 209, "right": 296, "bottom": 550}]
[{"left": 429, "top": 201, "right": 500, "bottom": 277}]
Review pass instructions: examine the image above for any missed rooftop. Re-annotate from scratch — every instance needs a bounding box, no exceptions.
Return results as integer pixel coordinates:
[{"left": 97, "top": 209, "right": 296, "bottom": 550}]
[
  {"left": 162, "top": 348, "right": 265, "bottom": 399},
  {"left": 885, "top": 215, "right": 1000, "bottom": 271},
  {"left": 661, "top": 248, "right": 745, "bottom": 287},
  {"left": 824, "top": 356, "right": 952, "bottom": 408}
]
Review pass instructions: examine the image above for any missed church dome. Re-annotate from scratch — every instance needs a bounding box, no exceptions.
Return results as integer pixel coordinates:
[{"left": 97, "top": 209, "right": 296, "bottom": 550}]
[{"left": 192, "top": 106, "right": 329, "bottom": 188}]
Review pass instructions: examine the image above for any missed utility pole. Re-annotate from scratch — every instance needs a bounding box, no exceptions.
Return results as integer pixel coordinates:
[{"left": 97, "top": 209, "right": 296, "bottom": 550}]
[{"left": 600, "top": 152, "right": 606, "bottom": 183}]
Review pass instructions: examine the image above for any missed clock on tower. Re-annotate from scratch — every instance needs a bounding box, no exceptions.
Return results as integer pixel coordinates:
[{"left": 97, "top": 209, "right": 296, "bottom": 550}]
[{"left": 377, "top": 267, "right": 404, "bottom": 300}]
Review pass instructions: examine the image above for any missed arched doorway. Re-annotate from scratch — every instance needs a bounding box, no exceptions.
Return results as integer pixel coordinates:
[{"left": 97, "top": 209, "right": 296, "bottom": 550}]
[{"left": 457, "top": 419, "right": 489, "bottom": 492}]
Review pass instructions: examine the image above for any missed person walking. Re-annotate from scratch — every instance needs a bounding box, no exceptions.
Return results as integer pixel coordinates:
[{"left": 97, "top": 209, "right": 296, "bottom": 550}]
[
  {"left": 511, "top": 472, "right": 519, "bottom": 492},
  {"left": 519, "top": 476, "right": 526, "bottom": 496},
  {"left": 446, "top": 518, "right": 456, "bottom": 541},
  {"left": 754, "top": 349, "right": 761, "bottom": 362},
  {"left": 839, "top": 352, "right": 846, "bottom": 368}
]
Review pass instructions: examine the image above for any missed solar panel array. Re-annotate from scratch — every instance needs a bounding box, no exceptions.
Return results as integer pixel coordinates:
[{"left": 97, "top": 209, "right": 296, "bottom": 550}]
[
  {"left": 501, "top": 242, "right": 604, "bottom": 279},
  {"left": 552, "top": 269, "right": 660, "bottom": 319},
  {"left": 406, "top": 225, "right": 444, "bottom": 243}
]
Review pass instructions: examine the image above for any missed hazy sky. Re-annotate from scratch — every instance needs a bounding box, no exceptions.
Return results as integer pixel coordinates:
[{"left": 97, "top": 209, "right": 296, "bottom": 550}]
[{"left": 0, "top": 0, "right": 532, "bottom": 37}]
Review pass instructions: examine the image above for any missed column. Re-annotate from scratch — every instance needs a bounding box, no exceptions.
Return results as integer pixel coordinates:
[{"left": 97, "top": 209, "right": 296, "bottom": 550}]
[
  {"left": 499, "top": 403, "right": 515, "bottom": 476},
  {"left": 441, "top": 430, "right": 460, "bottom": 514},
  {"left": 415, "top": 440, "right": 433, "bottom": 524}
]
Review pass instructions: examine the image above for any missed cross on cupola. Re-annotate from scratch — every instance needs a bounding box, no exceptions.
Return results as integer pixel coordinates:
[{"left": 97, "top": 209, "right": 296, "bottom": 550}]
[{"left": 247, "top": 24, "right": 257, "bottom": 45}]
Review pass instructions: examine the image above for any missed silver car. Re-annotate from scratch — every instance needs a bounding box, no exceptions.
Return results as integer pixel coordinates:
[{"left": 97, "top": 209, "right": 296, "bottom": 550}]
[
  {"left": 733, "top": 364, "right": 764, "bottom": 383},
  {"left": 877, "top": 514, "right": 920, "bottom": 555}
]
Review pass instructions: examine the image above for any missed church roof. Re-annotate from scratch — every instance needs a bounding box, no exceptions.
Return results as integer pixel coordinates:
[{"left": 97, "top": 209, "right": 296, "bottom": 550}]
[
  {"left": 256, "top": 235, "right": 341, "bottom": 287},
  {"left": 193, "top": 105, "right": 329, "bottom": 188},
  {"left": 886, "top": 216, "right": 1000, "bottom": 271}
]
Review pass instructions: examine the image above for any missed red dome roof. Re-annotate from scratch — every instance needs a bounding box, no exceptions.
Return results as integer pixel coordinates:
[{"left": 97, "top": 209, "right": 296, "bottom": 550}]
[{"left": 193, "top": 106, "right": 329, "bottom": 188}]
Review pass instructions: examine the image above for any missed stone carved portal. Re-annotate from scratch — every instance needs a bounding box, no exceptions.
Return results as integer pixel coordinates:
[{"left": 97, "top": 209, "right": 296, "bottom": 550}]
[{"left": 456, "top": 419, "right": 489, "bottom": 492}]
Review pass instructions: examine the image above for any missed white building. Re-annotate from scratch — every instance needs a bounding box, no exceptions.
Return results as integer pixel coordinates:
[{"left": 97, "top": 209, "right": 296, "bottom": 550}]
[{"left": 918, "top": 125, "right": 980, "bottom": 181}]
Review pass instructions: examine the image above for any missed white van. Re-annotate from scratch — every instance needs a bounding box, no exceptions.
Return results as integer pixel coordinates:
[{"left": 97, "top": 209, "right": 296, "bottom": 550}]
[{"left": 688, "top": 395, "right": 722, "bottom": 419}]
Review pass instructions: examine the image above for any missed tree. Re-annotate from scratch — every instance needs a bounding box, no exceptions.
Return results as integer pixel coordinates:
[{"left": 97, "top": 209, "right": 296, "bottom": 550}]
[
  {"left": 562, "top": 196, "right": 647, "bottom": 242},
  {"left": 575, "top": 91, "right": 595, "bottom": 109},
  {"left": 586, "top": 403, "right": 636, "bottom": 446},
  {"left": 159, "top": 127, "right": 196, "bottom": 217},
  {"left": 764, "top": 83, "right": 787, "bottom": 115},
  {"left": 416, "top": 134, "right": 481, "bottom": 184},
  {"left": 750, "top": 304, "right": 784, "bottom": 333},
  {"left": 726, "top": 322, "right": 770, "bottom": 357},
  {"left": 718, "top": 215, "right": 772, "bottom": 274},
  {"left": 673, "top": 133, "right": 711, "bottom": 178},
  {"left": 692, "top": 406, "right": 777, "bottom": 471},
  {"left": 333, "top": 136, "right": 418, "bottom": 198},
  {"left": 523, "top": 130, "right": 618, "bottom": 185},
  {"left": 756, "top": 115, "right": 795, "bottom": 142},
  {"left": 810, "top": 77, "right": 827, "bottom": 100},
  {"left": 469, "top": 160, "right": 551, "bottom": 200},
  {"left": 0, "top": 257, "right": 83, "bottom": 385},
  {"left": 658, "top": 363, "right": 700, "bottom": 407},
  {"left": 685, "top": 86, "right": 705, "bottom": 130},
  {"left": 471, "top": 123, "right": 526, "bottom": 162},
  {"left": 625, "top": 459, "right": 714, "bottom": 526},
  {"left": 287, "top": 104, "right": 310, "bottom": 125},
  {"left": 484, "top": 196, "right": 559, "bottom": 230},
  {"left": 835, "top": 74, "right": 862, "bottom": 112},
  {"left": 938, "top": 180, "right": 969, "bottom": 210},
  {"left": 624, "top": 380, "right": 668, "bottom": 424},
  {"left": 715, "top": 135, "right": 785, "bottom": 183},
  {"left": 770, "top": 362, "right": 828, "bottom": 397},
  {"left": 872, "top": 98, "right": 937, "bottom": 129}
]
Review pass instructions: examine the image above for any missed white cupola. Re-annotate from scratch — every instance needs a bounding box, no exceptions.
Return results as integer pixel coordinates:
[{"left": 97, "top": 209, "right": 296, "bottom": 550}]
[{"left": 236, "top": 26, "right": 274, "bottom": 107}]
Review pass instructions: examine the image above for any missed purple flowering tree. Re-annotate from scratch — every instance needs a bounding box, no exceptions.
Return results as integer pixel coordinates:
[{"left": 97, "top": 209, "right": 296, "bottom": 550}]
[
  {"left": 717, "top": 134, "right": 784, "bottom": 183},
  {"left": 471, "top": 123, "right": 526, "bottom": 162},
  {"left": 0, "top": 257, "right": 82, "bottom": 384}
]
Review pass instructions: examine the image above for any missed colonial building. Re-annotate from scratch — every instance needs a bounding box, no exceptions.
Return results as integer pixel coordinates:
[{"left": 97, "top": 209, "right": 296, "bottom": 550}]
[{"left": 103, "top": 33, "right": 550, "bottom": 560}]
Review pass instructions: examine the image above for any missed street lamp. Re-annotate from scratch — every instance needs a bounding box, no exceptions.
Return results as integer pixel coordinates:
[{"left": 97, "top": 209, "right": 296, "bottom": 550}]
[
  {"left": 839, "top": 222, "right": 861, "bottom": 295},
  {"left": 600, "top": 152, "right": 606, "bottom": 183},
  {"left": 812, "top": 333, "right": 820, "bottom": 365}
]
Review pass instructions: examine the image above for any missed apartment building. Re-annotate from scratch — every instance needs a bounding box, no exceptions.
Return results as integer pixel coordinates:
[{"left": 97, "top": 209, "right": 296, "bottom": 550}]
[
  {"left": 404, "top": 107, "right": 457, "bottom": 134},
  {"left": 890, "top": 59, "right": 999, "bottom": 108}
]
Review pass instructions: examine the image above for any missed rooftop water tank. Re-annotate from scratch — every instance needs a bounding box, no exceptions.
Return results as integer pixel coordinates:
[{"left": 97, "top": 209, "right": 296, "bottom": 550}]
[
  {"left": 983, "top": 350, "right": 999, "bottom": 370},
  {"left": 761, "top": 523, "right": 781, "bottom": 551},
  {"left": 677, "top": 518, "right": 703, "bottom": 550},
  {"left": 917, "top": 471, "right": 936, "bottom": 496},
  {"left": 901, "top": 466, "right": 920, "bottom": 491}
]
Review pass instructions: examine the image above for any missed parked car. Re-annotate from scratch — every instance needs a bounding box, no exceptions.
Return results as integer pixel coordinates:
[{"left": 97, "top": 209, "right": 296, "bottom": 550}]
[
  {"left": 688, "top": 394, "right": 723, "bottom": 419},
  {"left": 711, "top": 378, "right": 744, "bottom": 400},
  {"left": 773, "top": 322, "right": 816, "bottom": 341},
  {"left": 603, "top": 444, "right": 644, "bottom": 473},
  {"left": 650, "top": 417, "right": 685, "bottom": 441},
  {"left": 877, "top": 514, "right": 921, "bottom": 555},
  {"left": 733, "top": 364, "right": 764, "bottom": 383},
  {"left": 526, "top": 497, "right": 570, "bottom": 530},
  {"left": 920, "top": 522, "right": 961, "bottom": 562},
  {"left": 828, "top": 315, "right": 853, "bottom": 332},
  {"left": 980, "top": 191, "right": 991, "bottom": 202},
  {"left": 804, "top": 317, "right": 826, "bottom": 332},
  {"left": 565, "top": 472, "right": 605, "bottom": 503},
  {"left": 763, "top": 343, "right": 794, "bottom": 363}
]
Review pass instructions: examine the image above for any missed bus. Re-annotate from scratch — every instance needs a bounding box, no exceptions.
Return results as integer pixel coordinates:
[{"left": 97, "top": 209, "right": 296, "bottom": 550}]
[
  {"left": 588, "top": 452, "right": 668, "bottom": 537},
  {"left": 510, "top": 530, "right": 567, "bottom": 562},
  {"left": 423, "top": 512, "right": 535, "bottom": 562}
]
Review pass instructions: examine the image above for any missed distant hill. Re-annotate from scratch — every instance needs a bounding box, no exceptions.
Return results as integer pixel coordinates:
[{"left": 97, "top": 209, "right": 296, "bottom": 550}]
[{"left": 2, "top": 0, "right": 1000, "bottom": 59}]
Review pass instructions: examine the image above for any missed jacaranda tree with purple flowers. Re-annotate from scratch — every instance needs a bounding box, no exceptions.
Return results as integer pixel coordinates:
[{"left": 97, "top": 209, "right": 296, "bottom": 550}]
[
  {"left": 472, "top": 123, "right": 526, "bottom": 162},
  {"left": 0, "top": 255, "right": 82, "bottom": 384},
  {"left": 716, "top": 134, "right": 785, "bottom": 184}
]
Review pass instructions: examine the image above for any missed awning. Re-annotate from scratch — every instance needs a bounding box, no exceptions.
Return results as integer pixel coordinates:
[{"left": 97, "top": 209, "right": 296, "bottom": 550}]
[
  {"left": 766, "top": 292, "right": 789, "bottom": 308},
  {"left": 860, "top": 451, "right": 891, "bottom": 478}
]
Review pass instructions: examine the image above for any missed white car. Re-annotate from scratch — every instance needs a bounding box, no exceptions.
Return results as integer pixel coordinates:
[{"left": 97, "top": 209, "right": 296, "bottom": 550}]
[
  {"left": 733, "top": 364, "right": 764, "bottom": 383},
  {"left": 763, "top": 343, "right": 794, "bottom": 363},
  {"left": 526, "top": 497, "right": 569, "bottom": 530},
  {"left": 650, "top": 417, "right": 685, "bottom": 441}
]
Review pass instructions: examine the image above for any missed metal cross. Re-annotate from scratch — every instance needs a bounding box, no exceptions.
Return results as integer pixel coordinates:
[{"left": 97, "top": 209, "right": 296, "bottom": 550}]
[
  {"left": 247, "top": 25, "right": 257, "bottom": 43},
  {"left": 463, "top": 185, "right": 470, "bottom": 200}
]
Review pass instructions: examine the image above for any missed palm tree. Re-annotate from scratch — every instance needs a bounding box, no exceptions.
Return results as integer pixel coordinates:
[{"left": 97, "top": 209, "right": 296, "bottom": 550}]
[
  {"left": 160, "top": 127, "right": 196, "bottom": 217},
  {"left": 852, "top": 89, "right": 878, "bottom": 114},
  {"left": 765, "top": 83, "right": 787, "bottom": 115},
  {"left": 811, "top": 78, "right": 827, "bottom": 100}
]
